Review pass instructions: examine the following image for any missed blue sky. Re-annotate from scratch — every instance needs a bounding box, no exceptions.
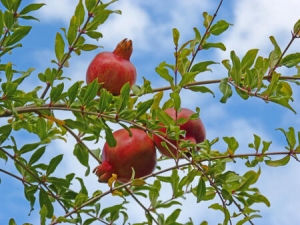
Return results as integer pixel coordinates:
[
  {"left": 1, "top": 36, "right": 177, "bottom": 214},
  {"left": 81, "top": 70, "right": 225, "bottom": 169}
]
[{"left": 1, "top": 0, "right": 300, "bottom": 224}]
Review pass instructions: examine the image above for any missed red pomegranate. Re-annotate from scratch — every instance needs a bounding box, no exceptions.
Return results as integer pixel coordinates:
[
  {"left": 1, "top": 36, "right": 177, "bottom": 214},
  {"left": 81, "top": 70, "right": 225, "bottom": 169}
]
[
  {"left": 153, "top": 108, "right": 206, "bottom": 158},
  {"left": 86, "top": 38, "right": 137, "bottom": 95},
  {"left": 94, "top": 128, "right": 157, "bottom": 183}
]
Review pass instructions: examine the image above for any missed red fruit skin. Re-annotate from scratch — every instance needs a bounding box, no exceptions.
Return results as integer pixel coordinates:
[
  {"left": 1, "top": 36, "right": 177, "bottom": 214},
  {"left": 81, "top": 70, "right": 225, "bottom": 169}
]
[
  {"left": 86, "top": 39, "right": 137, "bottom": 95},
  {"left": 94, "top": 128, "right": 157, "bottom": 183},
  {"left": 153, "top": 108, "right": 206, "bottom": 158}
]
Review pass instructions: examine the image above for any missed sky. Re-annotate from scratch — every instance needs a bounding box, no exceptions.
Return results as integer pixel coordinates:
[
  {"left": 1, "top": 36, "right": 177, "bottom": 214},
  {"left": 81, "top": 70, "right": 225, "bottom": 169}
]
[{"left": 1, "top": 0, "right": 300, "bottom": 224}]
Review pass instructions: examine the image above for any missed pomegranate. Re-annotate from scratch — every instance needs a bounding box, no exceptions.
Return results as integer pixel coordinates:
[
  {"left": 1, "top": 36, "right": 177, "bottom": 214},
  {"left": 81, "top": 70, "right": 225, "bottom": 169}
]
[
  {"left": 86, "top": 38, "right": 137, "bottom": 95},
  {"left": 153, "top": 108, "right": 206, "bottom": 158},
  {"left": 94, "top": 128, "right": 157, "bottom": 183}
]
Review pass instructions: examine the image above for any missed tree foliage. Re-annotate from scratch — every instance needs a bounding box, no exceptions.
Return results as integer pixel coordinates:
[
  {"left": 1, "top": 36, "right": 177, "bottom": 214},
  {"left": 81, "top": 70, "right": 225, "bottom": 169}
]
[{"left": 0, "top": 0, "right": 300, "bottom": 224}]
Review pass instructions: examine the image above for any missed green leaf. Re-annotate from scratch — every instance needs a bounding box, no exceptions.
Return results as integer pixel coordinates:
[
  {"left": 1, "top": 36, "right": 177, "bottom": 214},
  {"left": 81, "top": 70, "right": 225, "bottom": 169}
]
[
  {"left": 170, "top": 90, "right": 181, "bottom": 111},
  {"left": 67, "top": 81, "right": 80, "bottom": 105},
  {"left": 1, "top": 0, "right": 12, "bottom": 10},
  {"left": 75, "top": 193, "right": 89, "bottom": 207},
  {"left": 3, "top": 11, "right": 14, "bottom": 29},
  {"left": 187, "top": 85, "right": 215, "bottom": 96},
  {"left": 79, "top": 44, "right": 99, "bottom": 51},
  {"left": 85, "top": 30, "right": 103, "bottom": 40},
  {"left": 98, "top": 89, "right": 113, "bottom": 113},
  {"left": 0, "top": 124, "right": 12, "bottom": 144},
  {"left": 265, "top": 155, "right": 290, "bottom": 167},
  {"left": 73, "top": 143, "right": 89, "bottom": 168},
  {"left": 100, "top": 204, "right": 126, "bottom": 222},
  {"left": 50, "top": 83, "right": 64, "bottom": 103},
  {"left": 155, "top": 108, "right": 175, "bottom": 126},
  {"left": 230, "top": 51, "right": 241, "bottom": 84},
  {"left": 104, "top": 126, "right": 117, "bottom": 147},
  {"left": 293, "top": 19, "right": 300, "bottom": 35},
  {"left": 19, "top": 142, "right": 41, "bottom": 155},
  {"left": 76, "top": 177, "right": 88, "bottom": 195},
  {"left": 202, "top": 42, "right": 226, "bottom": 51},
  {"left": 269, "top": 36, "right": 282, "bottom": 69},
  {"left": 247, "top": 193, "right": 270, "bottom": 207},
  {"left": 5, "top": 26, "right": 32, "bottom": 46},
  {"left": 85, "top": 0, "right": 97, "bottom": 12},
  {"left": 39, "top": 188, "right": 54, "bottom": 218},
  {"left": 83, "top": 79, "right": 99, "bottom": 105},
  {"left": 237, "top": 169, "right": 260, "bottom": 191},
  {"left": 40, "top": 204, "right": 47, "bottom": 225},
  {"left": 219, "top": 78, "right": 232, "bottom": 103},
  {"left": 8, "top": 219, "right": 17, "bottom": 225},
  {"left": 75, "top": 0, "right": 85, "bottom": 26},
  {"left": 116, "top": 82, "right": 130, "bottom": 113},
  {"left": 277, "top": 127, "right": 296, "bottom": 150},
  {"left": 269, "top": 96, "right": 296, "bottom": 114},
  {"left": 190, "top": 61, "right": 218, "bottom": 73},
  {"left": 203, "top": 12, "right": 212, "bottom": 28},
  {"left": 196, "top": 177, "right": 206, "bottom": 203},
  {"left": 19, "top": 3, "right": 45, "bottom": 15},
  {"left": 85, "top": 10, "right": 110, "bottom": 31},
  {"left": 135, "top": 99, "right": 154, "bottom": 119},
  {"left": 209, "top": 20, "right": 231, "bottom": 35},
  {"left": 280, "top": 53, "right": 300, "bottom": 68},
  {"left": 165, "top": 209, "right": 181, "bottom": 225},
  {"left": 24, "top": 185, "right": 38, "bottom": 211},
  {"left": 155, "top": 63, "right": 174, "bottom": 87},
  {"left": 67, "top": 15, "right": 78, "bottom": 46},
  {"left": 193, "top": 27, "right": 201, "bottom": 41},
  {"left": 178, "top": 72, "right": 198, "bottom": 87},
  {"left": 241, "top": 49, "right": 259, "bottom": 71},
  {"left": 172, "top": 28, "right": 180, "bottom": 46},
  {"left": 55, "top": 32, "right": 65, "bottom": 62},
  {"left": 223, "top": 136, "right": 239, "bottom": 154},
  {"left": 46, "top": 154, "right": 63, "bottom": 176}
]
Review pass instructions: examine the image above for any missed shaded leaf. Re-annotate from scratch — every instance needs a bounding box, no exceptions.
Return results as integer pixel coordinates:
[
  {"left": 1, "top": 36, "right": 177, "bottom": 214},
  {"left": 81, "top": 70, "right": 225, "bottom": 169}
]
[
  {"left": 219, "top": 78, "right": 232, "bottom": 103},
  {"left": 196, "top": 177, "right": 206, "bottom": 203},
  {"left": 46, "top": 154, "right": 63, "bottom": 176},
  {"left": 39, "top": 189, "right": 53, "bottom": 218}
]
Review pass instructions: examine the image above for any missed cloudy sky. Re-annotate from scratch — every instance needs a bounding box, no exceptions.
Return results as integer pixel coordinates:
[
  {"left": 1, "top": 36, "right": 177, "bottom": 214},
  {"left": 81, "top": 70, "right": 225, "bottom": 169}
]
[{"left": 1, "top": 0, "right": 300, "bottom": 224}]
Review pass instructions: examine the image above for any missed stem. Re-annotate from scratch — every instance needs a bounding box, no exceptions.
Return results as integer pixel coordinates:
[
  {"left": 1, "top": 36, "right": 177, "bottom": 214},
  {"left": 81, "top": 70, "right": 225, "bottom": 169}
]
[
  {"left": 62, "top": 124, "right": 101, "bottom": 164},
  {"left": 39, "top": 0, "right": 102, "bottom": 99},
  {"left": 125, "top": 186, "right": 159, "bottom": 225},
  {"left": 268, "top": 27, "right": 300, "bottom": 79},
  {"left": 186, "top": 0, "right": 224, "bottom": 72},
  {"left": 0, "top": 147, "right": 72, "bottom": 215}
]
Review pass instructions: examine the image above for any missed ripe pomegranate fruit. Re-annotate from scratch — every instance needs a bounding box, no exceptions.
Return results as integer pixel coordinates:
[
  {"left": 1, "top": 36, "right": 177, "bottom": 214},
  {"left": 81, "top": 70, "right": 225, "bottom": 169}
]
[
  {"left": 153, "top": 108, "right": 206, "bottom": 158},
  {"left": 86, "top": 38, "right": 137, "bottom": 95},
  {"left": 94, "top": 128, "right": 157, "bottom": 183}
]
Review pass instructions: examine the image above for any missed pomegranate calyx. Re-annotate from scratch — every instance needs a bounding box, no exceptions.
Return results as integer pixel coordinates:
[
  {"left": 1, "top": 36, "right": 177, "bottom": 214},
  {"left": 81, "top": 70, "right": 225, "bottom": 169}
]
[
  {"left": 93, "top": 161, "right": 114, "bottom": 183},
  {"left": 113, "top": 38, "right": 133, "bottom": 60}
]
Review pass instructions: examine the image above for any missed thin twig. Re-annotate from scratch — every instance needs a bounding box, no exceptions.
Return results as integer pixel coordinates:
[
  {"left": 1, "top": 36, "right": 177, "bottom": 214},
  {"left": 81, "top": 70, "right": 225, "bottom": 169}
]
[
  {"left": 186, "top": 0, "right": 224, "bottom": 72},
  {"left": 124, "top": 186, "right": 159, "bottom": 225}
]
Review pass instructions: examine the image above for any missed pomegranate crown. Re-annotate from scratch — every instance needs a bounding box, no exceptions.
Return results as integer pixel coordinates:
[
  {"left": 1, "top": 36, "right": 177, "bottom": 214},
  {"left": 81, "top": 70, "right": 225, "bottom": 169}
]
[{"left": 113, "top": 38, "right": 133, "bottom": 60}]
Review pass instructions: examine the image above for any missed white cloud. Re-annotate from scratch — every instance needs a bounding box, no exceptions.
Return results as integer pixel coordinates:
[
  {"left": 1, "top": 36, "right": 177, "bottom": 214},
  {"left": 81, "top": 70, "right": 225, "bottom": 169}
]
[
  {"left": 219, "top": 0, "right": 300, "bottom": 59},
  {"left": 33, "top": 0, "right": 75, "bottom": 24}
]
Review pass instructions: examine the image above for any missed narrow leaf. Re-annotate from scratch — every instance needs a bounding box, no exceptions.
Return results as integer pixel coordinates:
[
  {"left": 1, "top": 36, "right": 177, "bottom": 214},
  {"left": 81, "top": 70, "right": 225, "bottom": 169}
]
[
  {"left": 55, "top": 33, "right": 65, "bottom": 62},
  {"left": 265, "top": 155, "right": 290, "bottom": 167},
  {"left": 196, "top": 177, "right": 206, "bottom": 203},
  {"left": 19, "top": 3, "right": 45, "bottom": 15},
  {"left": 67, "top": 16, "right": 78, "bottom": 45},
  {"left": 46, "top": 154, "right": 63, "bottom": 176}
]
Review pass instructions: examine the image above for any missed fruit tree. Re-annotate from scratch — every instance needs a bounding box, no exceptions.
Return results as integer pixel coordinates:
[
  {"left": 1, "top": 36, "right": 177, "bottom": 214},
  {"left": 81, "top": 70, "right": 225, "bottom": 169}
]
[{"left": 1, "top": 0, "right": 300, "bottom": 224}]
